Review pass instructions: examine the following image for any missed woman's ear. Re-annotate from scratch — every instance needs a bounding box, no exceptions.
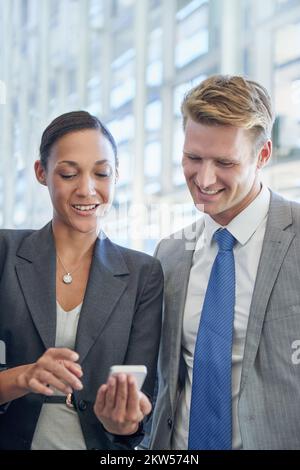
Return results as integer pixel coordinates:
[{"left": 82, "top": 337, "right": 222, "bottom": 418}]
[{"left": 34, "top": 160, "right": 47, "bottom": 186}]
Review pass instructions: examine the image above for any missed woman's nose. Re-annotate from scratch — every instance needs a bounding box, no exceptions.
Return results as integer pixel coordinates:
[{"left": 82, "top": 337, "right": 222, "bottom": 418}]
[{"left": 76, "top": 176, "right": 96, "bottom": 196}]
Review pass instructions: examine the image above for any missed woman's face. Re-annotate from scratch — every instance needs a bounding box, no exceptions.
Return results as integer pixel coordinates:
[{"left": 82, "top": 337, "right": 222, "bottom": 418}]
[{"left": 35, "top": 129, "right": 117, "bottom": 235}]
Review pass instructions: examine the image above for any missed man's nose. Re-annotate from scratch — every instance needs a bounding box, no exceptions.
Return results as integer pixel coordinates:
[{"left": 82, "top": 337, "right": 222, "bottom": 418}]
[{"left": 196, "top": 162, "right": 217, "bottom": 188}]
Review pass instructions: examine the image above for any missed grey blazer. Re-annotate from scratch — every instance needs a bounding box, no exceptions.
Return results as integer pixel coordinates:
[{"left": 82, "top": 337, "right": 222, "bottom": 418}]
[
  {"left": 150, "top": 191, "right": 300, "bottom": 450},
  {"left": 0, "top": 222, "right": 163, "bottom": 450}
]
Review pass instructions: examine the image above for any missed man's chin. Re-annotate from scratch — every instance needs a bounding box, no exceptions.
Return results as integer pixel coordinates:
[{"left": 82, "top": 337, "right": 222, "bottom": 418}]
[{"left": 194, "top": 202, "right": 222, "bottom": 215}]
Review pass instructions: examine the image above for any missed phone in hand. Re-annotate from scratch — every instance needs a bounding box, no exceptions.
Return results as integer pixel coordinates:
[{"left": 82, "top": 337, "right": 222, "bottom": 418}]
[{"left": 109, "top": 365, "right": 147, "bottom": 390}]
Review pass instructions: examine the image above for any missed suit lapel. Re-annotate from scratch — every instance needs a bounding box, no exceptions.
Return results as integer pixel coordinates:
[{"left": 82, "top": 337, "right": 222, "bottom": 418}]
[
  {"left": 75, "top": 235, "right": 129, "bottom": 364},
  {"left": 161, "top": 221, "right": 203, "bottom": 413},
  {"left": 15, "top": 222, "right": 57, "bottom": 350},
  {"left": 169, "top": 244, "right": 194, "bottom": 412},
  {"left": 240, "top": 192, "right": 295, "bottom": 392}
]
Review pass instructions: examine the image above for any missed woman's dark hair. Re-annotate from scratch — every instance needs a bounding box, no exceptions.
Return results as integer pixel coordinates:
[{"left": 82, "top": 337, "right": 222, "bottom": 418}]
[{"left": 39, "top": 110, "right": 118, "bottom": 169}]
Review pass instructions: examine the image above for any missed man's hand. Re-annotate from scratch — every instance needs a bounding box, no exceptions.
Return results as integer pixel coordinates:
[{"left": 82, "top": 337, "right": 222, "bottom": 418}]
[{"left": 94, "top": 373, "right": 151, "bottom": 435}]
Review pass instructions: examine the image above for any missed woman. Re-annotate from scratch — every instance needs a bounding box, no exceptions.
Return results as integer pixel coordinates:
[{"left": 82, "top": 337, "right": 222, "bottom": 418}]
[{"left": 0, "top": 111, "right": 163, "bottom": 450}]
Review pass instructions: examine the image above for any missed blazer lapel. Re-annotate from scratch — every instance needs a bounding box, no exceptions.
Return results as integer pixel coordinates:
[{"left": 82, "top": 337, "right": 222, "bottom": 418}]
[
  {"left": 240, "top": 192, "right": 295, "bottom": 392},
  {"left": 75, "top": 234, "right": 129, "bottom": 364},
  {"left": 15, "top": 222, "right": 57, "bottom": 350}
]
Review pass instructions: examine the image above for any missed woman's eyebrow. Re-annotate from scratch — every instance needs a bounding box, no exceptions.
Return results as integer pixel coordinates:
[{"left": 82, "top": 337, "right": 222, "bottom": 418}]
[
  {"left": 56, "top": 160, "right": 78, "bottom": 167},
  {"left": 56, "top": 159, "right": 109, "bottom": 166}
]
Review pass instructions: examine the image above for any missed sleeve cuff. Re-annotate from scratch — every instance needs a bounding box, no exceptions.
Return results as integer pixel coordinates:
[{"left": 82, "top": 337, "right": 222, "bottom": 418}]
[{"left": 102, "top": 420, "right": 145, "bottom": 449}]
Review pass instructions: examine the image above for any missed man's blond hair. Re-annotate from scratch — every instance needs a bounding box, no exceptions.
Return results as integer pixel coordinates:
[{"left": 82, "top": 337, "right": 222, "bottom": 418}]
[{"left": 181, "top": 75, "right": 274, "bottom": 149}]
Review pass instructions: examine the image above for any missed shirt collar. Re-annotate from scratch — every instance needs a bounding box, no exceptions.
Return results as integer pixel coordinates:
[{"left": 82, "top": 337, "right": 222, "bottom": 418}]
[{"left": 197, "top": 185, "right": 271, "bottom": 249}]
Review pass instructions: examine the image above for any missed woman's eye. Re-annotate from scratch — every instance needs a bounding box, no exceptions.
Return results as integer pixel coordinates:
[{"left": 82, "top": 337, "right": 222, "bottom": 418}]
[
  {"left": 61, "top": 174, "right": 76, "bottom": 179},
  {"left": 96, "top": 169, "right": 112, "bottom": 177}
]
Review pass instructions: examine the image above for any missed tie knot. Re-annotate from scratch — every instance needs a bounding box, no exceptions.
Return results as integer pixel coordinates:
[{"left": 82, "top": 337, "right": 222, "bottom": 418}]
[{"left": 213, "top": 228, "right": 236, "bottom": 251}]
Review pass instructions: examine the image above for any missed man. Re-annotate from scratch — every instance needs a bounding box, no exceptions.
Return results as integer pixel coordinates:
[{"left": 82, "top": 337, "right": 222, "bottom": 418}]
[{"left": 150, "top": 75, "right": 300, "bottom": 450}]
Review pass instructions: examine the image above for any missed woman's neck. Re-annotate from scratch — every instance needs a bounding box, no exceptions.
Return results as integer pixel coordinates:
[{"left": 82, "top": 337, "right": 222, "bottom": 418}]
[{"left": 51, "top": 219, "right": 99, "bottom": 263}]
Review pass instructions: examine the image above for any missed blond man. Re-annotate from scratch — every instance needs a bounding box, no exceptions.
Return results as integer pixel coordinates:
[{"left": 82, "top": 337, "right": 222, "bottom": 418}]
[{"left": 150, "top": 75, "right": 300, "bottom": 450}]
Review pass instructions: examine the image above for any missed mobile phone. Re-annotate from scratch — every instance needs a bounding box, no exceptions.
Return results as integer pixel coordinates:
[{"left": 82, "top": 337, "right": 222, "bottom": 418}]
[{"left": 109, "top": 365, "right": 147, "bottom": 390}]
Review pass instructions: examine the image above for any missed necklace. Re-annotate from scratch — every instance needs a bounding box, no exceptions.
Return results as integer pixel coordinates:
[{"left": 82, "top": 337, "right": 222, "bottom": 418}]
[{"left": 56, "top": 253, "right": 83, "bottom": 284}]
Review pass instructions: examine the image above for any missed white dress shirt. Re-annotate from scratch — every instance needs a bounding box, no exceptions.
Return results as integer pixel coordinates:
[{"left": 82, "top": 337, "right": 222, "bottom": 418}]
[
  {"left": 31, "top": 302, "right": 86, "bottom": 450},
  {"left": 171, "top": 185, "right": 271, "bottom": 450}
]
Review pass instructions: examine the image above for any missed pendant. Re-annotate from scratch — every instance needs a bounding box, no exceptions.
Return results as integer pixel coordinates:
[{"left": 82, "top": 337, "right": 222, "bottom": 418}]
[{"left": 63, "top": 273, "right": 73, "bottom": 284}]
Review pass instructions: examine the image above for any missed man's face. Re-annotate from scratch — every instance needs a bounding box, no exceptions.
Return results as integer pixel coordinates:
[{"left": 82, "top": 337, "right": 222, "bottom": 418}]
[{"left": 182, "top": 119, "right": 266, "bottom": 225}]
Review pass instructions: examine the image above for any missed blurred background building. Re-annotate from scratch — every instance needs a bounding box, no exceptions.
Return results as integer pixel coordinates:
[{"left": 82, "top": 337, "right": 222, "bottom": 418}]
[{"left": 0, "top": 0, "right": 300, "bottom": 252}]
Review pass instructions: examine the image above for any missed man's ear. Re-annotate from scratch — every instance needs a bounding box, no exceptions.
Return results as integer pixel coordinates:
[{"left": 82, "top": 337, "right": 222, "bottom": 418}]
[
  {"left": 34, "top": 160, "right": 47, "bottom": 186},
  {"left": 257, "top": 140, "right": 272, "bottom": 169}
]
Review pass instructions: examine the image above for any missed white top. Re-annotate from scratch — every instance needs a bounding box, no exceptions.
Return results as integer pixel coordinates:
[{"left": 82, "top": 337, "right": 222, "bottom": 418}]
[
  {"left": 171, "top": 185, "right": 271, "bottom": 450},
  {"left": 31, "top": 302, "right": 86, "bottom": 450}
]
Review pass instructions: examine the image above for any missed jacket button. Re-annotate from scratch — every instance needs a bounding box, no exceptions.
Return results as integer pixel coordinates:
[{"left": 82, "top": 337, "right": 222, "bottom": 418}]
[
  {"left": 78, "top": 400, "right": 87, "bottom": 411},
  {"left": 167, "top": 418, "right": 173, "bottom": 428}
]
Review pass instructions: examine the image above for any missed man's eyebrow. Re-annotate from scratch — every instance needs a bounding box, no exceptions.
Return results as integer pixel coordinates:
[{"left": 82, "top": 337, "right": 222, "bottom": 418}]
[
  {"left": 183, "top": 151, "right": 236, "bottom": 161},
  {"left": 183, "top": 151, "right": 201, "bottom": 157}
]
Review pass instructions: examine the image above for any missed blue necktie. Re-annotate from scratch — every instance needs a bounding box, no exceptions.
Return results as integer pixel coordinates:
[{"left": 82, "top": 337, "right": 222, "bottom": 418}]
[{"left": 188, "top": 228, "right": 236, "bottom": 450}]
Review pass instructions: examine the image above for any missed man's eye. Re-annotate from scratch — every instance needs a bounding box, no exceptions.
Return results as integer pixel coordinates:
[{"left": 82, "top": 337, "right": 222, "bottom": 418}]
[
  {"left": 188, "top": 155, "right": 201, "bottom": 161},
  {"left": 96, "top": 173, "right": 109, "bottom": 177},
  {"left": 218, "top": 161, "right": 234, "bottom": 167}
]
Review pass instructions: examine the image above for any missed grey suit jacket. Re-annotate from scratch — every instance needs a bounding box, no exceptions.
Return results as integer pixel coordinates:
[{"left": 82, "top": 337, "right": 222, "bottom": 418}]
[
  {"left": 150, "top": 191, "right": 300, "bottom": 450},
  {"left": 0, "top": 222, "right": 163, "bottom": 450}
]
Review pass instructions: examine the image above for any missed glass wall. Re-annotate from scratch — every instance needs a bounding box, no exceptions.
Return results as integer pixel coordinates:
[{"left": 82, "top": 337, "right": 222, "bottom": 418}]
[{"left": 1, "top": 0, "right": 300, "bottom": 250}]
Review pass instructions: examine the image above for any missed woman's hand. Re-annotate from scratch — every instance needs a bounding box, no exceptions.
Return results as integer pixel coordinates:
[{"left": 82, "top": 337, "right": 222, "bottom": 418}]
[
  {"left": 94, "top": 373, "right": 151, "bottom": 435},
  {"left": 17, "top": 348, "right": 83, "bottom": 396}
]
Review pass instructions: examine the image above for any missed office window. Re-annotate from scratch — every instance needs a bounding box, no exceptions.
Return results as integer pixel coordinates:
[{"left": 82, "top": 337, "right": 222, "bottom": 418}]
[
  {"left": 49, "top": 0, "right": 60, "bottom": 28},
  {"left": 146, "top": 100, "right": 162, "bottom": 131},
  {"left": 147, "top": 28, "right": 163, "bottom": 87},
  {"left": 175, "top": 0, "right": 209, "bottom": 68},
  {"left": 112, "top": 0, "right": 134, "bottom": 17},
  {"left": 145, "top": 141, "right": 161, "bottom": 179},
  {"left": 111, "top": 28, "right": 135, "bottom": 109},
  {"left": 276, "top": 0, "right": 300, "bottom": 11},
  {"left": 173, "top": 76, "right": 206, "bottom": 187},
  {"left": 274, "top": 22, "right": 300, "bottom": 65},
  {"left": 109, "top": 117, "right": 133, "bottom": 201},
  {"left": 21, "top": 0, "right": 29, "bottom": 26},
  {"left": 111, "top": 53, "right": 135, "bottom": 109},
  {"left": 48, "top": 77, "right": 58, "bottom": 113},
  {"left": 89, "top": 0, "right": 104, "bottom": 29},
  {"left": 109, "top": 115, "right": 134, "bottom": 145},
  {"left": 273, "top": 22, "right": 300, "bottom": 160}
]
